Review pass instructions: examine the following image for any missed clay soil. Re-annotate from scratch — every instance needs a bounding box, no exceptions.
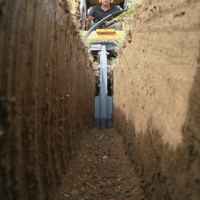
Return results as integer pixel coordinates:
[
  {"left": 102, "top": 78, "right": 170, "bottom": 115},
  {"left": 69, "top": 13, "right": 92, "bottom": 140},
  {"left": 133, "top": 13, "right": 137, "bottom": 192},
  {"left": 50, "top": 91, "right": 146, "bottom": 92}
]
[{"left": 51, "top": 128, "right": 144, "bottom": 200}]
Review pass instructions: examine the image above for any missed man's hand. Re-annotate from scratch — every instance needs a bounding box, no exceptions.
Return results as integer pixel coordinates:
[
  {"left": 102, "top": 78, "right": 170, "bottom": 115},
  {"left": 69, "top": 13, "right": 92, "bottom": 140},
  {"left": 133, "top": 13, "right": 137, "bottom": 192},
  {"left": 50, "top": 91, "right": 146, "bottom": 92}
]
[{"left": 84, "top": 16, "right": 95, "bottom": 22}]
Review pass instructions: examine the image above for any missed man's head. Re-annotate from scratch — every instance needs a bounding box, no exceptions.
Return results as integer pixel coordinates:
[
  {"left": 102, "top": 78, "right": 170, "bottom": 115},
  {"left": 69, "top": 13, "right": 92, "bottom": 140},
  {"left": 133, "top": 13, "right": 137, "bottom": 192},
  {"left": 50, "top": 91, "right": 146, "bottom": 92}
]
[{"left": 100, "top": 0, "right": 113, "bottom": 6}]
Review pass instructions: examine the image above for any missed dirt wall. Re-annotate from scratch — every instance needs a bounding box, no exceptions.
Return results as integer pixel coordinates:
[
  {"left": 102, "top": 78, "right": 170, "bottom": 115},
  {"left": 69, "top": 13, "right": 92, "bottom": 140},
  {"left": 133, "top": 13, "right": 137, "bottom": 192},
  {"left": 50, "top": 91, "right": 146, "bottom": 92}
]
[
  {"left": 0, "top": 0, "right": 95, "bottom": 199},
  {"left": 113, "top": 0, "right": 200, "bottom": 199}
]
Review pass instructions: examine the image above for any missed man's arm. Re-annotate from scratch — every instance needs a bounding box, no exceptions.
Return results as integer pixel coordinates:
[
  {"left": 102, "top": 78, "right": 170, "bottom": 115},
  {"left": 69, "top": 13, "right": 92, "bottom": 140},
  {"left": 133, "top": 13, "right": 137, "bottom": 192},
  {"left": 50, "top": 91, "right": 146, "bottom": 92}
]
[
  {"left": 113, "top": 5, "right": 121, "bottom": 11},
  {"left": 85, "top": 16, "right": 95, "bottom": 22},
  {"left": 84, "top": 7, "right": 95, "bottom": 22}
]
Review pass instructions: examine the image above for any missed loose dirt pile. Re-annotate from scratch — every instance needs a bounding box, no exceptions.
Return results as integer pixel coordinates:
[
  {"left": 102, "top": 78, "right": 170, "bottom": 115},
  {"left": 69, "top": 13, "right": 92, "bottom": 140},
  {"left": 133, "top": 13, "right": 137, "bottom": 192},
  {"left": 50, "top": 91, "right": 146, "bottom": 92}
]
[{"left": 51, "top": 128, "right": 144, "bottom": 200}]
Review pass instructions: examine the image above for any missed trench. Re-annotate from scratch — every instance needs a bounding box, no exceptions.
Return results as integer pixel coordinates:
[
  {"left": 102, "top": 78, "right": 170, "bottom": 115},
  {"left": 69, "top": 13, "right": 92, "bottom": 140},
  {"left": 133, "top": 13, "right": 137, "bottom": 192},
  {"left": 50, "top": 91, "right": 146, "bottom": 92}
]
[{"left": 0, "top": 0, "right": 200, "bottom": 200}]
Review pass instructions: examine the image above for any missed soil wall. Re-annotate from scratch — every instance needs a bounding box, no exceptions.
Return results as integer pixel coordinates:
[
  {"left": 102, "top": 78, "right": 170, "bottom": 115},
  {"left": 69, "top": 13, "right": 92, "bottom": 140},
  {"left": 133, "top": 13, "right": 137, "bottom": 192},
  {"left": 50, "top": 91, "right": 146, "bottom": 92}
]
[
  {"left": 0, "top": 0, "right": 95, "bottom": 199},
  {"left": 113, "top": 0, "right": 200, "bottom": 199}
]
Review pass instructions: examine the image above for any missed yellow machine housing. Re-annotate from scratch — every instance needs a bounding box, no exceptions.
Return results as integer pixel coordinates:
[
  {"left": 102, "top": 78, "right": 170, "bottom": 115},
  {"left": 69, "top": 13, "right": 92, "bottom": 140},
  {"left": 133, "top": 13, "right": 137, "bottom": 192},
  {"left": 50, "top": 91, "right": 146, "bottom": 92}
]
[{"left": 81, "top": 29, "right": 125, "bottom": 42}]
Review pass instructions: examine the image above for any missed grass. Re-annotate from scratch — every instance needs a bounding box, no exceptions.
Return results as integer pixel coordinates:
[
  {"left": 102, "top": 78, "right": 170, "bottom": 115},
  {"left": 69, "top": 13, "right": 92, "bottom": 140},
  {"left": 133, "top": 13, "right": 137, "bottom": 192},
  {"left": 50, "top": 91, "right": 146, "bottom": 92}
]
[{"left": 94, "top": 135, "right": 104, "bottom": 140}]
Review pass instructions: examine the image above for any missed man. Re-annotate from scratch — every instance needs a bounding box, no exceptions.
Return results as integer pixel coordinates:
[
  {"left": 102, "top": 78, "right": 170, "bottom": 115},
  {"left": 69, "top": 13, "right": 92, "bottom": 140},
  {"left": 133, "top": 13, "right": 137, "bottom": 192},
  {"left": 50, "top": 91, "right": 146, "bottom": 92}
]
[{"left": 85, "top": 0, "right": 122, "bottom": 30}]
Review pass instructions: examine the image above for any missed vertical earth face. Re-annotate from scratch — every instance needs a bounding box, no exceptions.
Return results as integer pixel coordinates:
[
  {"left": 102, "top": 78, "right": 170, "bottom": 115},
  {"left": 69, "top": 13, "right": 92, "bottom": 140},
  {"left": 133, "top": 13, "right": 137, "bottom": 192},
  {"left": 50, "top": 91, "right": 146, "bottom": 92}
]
[
  {"left": 113, "top": 0, "right": 200, "bottom": 199},
  {"left": 1, "top": 0, "right": 200, "bottom": 199},
  {"left": 0, "top": 0, "right": 95, "bottom": 199}
]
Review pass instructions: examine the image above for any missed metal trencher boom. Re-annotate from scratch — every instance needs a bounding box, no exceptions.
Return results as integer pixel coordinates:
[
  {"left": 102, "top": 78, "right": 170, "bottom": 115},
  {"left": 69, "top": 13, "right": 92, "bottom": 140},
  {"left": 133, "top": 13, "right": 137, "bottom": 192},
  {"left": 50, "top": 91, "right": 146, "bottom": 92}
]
[
  {"left": 83, "top": 10, "right": 126, "bottom": 128},
  {"left": 94, "top": 42, "right": 112, "bottom": 128}
]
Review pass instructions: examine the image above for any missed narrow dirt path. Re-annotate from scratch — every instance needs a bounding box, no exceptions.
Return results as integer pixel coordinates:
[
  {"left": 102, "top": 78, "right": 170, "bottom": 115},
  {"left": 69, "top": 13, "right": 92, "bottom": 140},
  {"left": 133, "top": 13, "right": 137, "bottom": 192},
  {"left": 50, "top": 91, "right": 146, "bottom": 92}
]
[{"left": 52, "top": 128, "right": 144, "bottom": 200}]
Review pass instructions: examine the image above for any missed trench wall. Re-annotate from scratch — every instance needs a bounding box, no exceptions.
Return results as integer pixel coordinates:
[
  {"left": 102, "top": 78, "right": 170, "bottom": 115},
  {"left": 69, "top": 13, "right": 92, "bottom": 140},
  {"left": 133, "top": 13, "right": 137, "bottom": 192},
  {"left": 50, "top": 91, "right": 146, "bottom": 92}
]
[
  {"left": 0, "top": 0, "right": 95, "bottom": 199},
  {"left": 113, "top": 0, "right": 200, "bottom": 199}
]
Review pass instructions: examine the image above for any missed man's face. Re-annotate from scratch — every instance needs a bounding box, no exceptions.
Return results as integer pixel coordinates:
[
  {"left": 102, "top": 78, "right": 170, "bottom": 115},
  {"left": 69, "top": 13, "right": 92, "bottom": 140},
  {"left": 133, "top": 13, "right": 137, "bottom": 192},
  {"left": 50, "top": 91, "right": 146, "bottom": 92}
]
[{"left": 101, "top": 0, "right": 111, "bottom": 6}]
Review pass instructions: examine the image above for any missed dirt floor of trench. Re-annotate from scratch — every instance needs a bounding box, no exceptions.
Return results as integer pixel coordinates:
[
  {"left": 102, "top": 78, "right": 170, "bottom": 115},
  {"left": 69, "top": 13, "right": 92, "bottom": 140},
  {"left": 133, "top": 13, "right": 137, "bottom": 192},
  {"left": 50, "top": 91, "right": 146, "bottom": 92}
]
[{"left": 50, "top": 128, "right": 144, "bottom": 200}]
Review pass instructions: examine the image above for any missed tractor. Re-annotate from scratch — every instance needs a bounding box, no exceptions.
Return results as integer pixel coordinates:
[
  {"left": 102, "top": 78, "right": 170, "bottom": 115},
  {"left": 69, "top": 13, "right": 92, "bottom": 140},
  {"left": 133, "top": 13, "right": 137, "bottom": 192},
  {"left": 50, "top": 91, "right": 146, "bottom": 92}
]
[{"left": 75, "top": 0, "right": 127, "bottom": 128}]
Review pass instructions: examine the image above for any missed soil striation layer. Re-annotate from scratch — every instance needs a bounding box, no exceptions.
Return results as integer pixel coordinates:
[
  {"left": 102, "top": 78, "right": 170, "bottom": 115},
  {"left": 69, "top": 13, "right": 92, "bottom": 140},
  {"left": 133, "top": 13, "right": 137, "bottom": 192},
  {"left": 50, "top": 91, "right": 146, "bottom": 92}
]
[{"left": 0, "top": 0, "right": 95, "bottom": 199}]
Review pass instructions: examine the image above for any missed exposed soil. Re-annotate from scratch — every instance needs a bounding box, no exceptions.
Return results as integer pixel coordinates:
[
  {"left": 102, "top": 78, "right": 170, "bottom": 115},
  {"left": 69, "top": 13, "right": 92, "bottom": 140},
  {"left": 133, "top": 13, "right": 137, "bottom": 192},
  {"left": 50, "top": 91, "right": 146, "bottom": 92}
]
[
  {"left": 113, "top": 0, "right": 200, "bottom": 199},
  {"left": 0, "top": 1, "right": 94, "bottom": 199},
  {"left": 51, "top": 128, "right": 144, "bottom": 200},
  {"left": 1, "top": 0, "right": 200, "bottom": 199}
]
